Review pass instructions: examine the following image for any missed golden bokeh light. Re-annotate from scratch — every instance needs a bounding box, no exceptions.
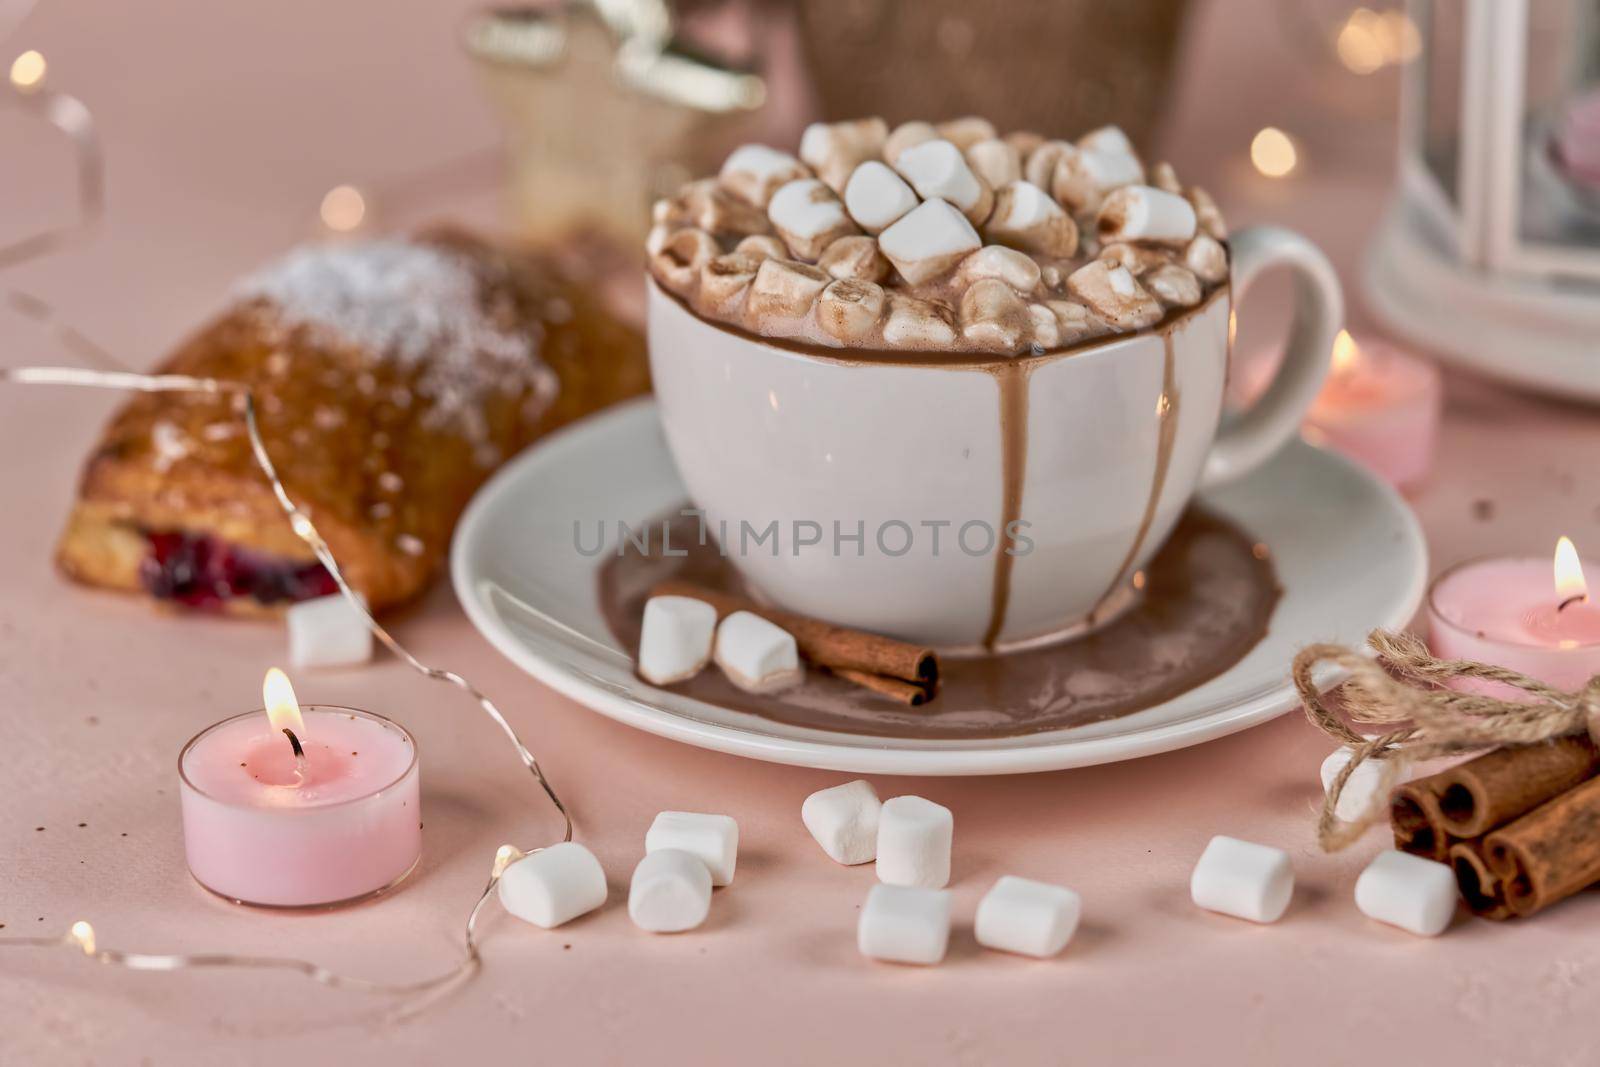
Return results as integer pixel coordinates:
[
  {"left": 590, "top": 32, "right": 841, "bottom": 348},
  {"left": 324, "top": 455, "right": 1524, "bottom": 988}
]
[
  {"left": 1250, "top": 127, "right": 1299, "bottom": 179},
  {"left": 319, "top": 184, "right": 367, "bottom": 232},
  {"left": 9, "top": 50, "right": 46, "bottom": 91}
]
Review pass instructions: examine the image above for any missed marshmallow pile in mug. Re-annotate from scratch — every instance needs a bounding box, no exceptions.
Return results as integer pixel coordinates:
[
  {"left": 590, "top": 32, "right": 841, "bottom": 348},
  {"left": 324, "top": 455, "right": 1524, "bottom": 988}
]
[{"left": 647, "top": 117, "right": 1229, "bottom": 356}]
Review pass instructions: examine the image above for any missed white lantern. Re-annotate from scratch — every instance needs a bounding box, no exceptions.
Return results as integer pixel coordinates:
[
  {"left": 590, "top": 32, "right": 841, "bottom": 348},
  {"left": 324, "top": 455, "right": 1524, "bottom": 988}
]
[{"left": 1365, "top": 0, "right": 1600, "bottom": 401}]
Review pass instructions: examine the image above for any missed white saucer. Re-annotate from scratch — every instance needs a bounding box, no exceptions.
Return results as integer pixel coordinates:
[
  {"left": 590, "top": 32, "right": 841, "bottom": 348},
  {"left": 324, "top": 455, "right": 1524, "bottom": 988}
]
[{"left": 451, "top": 399, "right": 1427, "bottom": 776}]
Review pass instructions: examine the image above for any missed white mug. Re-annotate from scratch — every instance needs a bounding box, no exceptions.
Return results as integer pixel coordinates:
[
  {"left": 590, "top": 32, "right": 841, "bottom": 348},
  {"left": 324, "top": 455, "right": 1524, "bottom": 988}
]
[{"left": 648, "top": 226, "right": 1342, "bottom": 650}]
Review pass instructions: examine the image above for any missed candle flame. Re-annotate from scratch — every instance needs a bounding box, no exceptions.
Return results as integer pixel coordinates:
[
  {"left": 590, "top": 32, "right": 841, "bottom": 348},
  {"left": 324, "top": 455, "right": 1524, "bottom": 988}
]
[
  {"left": 1555, "top": 536, "right": 1588, "bottom": 604},
  {"left": 68, "top": 920, "right": 95, "bottom": 955},
  {"left": 263, "top": 667, "right": 305, "bottom": 737},
  {"left": 1331, "top": 329, "right": 1361, "bottom": 375}
]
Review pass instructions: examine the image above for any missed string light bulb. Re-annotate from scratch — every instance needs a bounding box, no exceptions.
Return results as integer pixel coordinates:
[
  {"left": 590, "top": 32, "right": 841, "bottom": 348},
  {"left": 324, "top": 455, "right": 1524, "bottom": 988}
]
[
  {"left": 68, "top": 920, "right": 95, "bottom": 955},
  {"left": 9, "top": 49, "right": 46, "bottom": 92},
  {"left": 1250, "top": 127, "right": 1299, "bottom": 179},
  {"left": 491, "top": 844, "right": 526, "bottom": 878},
  {"left": 319, "top": 184, "right": 367, "bottom": 232}
]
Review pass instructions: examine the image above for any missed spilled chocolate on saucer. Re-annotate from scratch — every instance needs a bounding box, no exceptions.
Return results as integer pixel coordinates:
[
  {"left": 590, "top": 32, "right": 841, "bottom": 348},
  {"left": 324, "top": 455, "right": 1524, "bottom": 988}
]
[{"left": 598, "top": 509, "right": 1279, "bottom": 740}]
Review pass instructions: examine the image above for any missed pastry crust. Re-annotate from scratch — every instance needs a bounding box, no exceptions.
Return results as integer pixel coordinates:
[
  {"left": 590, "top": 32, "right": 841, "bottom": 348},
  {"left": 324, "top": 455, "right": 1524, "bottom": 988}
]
[{"left": 56, "top": 228, "right": 649, "bottom": 614}]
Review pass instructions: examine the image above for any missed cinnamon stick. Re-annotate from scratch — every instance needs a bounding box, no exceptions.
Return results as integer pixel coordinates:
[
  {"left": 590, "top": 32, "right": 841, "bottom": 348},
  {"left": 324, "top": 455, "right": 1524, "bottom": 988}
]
[
  {"left": 1485, "top": 776, "right": 1600, "bottom": 917},
  {"left": 1390, "top": 779, "right": 1452, "bottom": 861},
  {"left": 1448, "top": 839, "right": 1513, "bottom": 921},
  {"left": 651, "top": 579, "right": 938, "bottom": 689},
  {"left": 1432, "top": 737, "right": 1600, "bottom": 838},
  {"left": 830, "top": 669, "right": 930, "bottom": 707}
]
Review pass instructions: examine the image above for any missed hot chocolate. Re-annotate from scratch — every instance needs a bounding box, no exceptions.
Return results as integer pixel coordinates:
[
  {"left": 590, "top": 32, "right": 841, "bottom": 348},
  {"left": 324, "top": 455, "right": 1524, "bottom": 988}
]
[{"left": 646, "top": 116, "right": 1229, "bottom": 356}]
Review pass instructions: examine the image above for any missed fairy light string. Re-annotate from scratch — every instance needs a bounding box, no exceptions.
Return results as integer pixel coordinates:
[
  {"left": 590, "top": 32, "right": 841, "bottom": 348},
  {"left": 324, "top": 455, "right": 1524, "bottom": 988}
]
[{"left": 1, "top": 42, "right": 574, "bottom": 1001}]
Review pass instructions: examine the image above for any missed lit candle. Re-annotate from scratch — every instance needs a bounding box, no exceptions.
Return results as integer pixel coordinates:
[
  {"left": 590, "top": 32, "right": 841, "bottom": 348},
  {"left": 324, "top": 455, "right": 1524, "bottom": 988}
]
[
  {"left": 1303, "top": 331, "right": 1442, "bottom": 490},
  {"left": 178, "top": 669, "right": 421, "bottom": 907},
  {"left": 1428, "top": 537, "right": 1600, "bottom": 692}
]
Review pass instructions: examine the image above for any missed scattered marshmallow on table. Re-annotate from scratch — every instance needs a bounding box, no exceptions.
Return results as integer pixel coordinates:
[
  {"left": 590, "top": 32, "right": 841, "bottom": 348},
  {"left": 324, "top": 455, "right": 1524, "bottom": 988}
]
[
  {"left": 876, "top": 795, "right": 953, "bottom": 888},
  {"left": 1190, "top": 835, "right": 1294, "bottom": 923},
  {"left": 1355, "top": 850, "right": 1459, "bottom": 937},
  {"left": 628, "top": 848, "right": 713, "bottom": 933},
  {"left": 286, "top": 593, "right": 372, "bottom": 668},
  {"left": 857, "top": 884, "right": 951, "bottom": 965},
  {"left": 498, "top": 842, "right": 607, "bottom": 929},
  {"left": 713, "top": 610, "right": 802, "bottom": 694},
  {"left": 802, "top": 779, "right": 881, "bottom": 865},
  {"left": 975, "top": 875, "right": 1082, "bottom": 959},
  {"left": 637, "top": 595, "right": 717, "bottom": 686},
  {"left": 646, "top": 811, "right": 739, "bottom": 886},
  {"left": 1321, "top": 746, "right": 1399, "bottom": 823}
]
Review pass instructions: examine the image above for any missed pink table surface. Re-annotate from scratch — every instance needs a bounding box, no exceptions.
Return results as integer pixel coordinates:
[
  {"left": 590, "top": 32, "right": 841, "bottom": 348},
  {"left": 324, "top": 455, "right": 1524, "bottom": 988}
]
[{"left": 4, "top": 2, "right": 1600, "bottom": 1064}]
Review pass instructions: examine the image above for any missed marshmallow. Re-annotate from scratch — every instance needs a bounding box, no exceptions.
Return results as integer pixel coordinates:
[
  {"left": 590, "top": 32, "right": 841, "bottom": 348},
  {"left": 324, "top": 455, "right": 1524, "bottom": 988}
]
[
  {"left": 882, "top": 292, "right": 958, "bottom": 349},
  {"left": 1355, "top": 850, "right": 1459, "bottom": 937},
  {"left": 1028, "top": 303, "right": 1061, "bottom": 349},
  {"left": 1077, "top": 124, "right": 1135, "bottom": 156},
  {"left": 974, "top": 875, "right": 1082, "bottom": 958},
  {"left": 498, "top": 842, "right": 608, "bottom": 929},
  {"left": 734, "top": 234, "right": 787, "bottom": 261},
  {"left": 1046, "top": 300, "right": 1111, "bottom": 345},
  {"left": 1004, "top": 129, "right": 1045, "bottom": 157},
  {"left": 680, "top": 179, "right": 772, "bottom": 238},
  {"left": 1184, "top": 234, "right": 1229, "bottom": 284},
  {"left": 719, "top": 144, "right": 810, "bottom": 208},
  {"left": 1052, "top": 149, "right": 1145, "bottom": 214},
  {"left": 957, "top": 245, "right": 1042, "bottom": 294},
  {"left": 935, "top": 115, "right": 998, "bottom": 151},
  {"left": 985, "top": 180, "right": 1079, "bottom": 259},
  {"left": 1145, "top": 264, "right": 1202, "bottom": 308},
  {"left": 894, "top": 139, "right": 992, "bottom": 223},
  {"left": 636, "top": 594, "right": 717, "bottom": 686},
  {"left": 645, "top": 223, "right": 672, "bottom": 256},
  {"left": 628, "top": 848, "right": 712, "bottom": 933},
  {"left": 965, "top": 138, "right": 1021, "bottom": 189},
  {"left": 960, "top": 277, "right": 1031, "bottom": 354},
  {"left": 1189, "top": 186, "right": 1227, "bottom": 239},
  {"left": 801, "top": 779, "right": 881, "bottom": 865},
  {"left": 817, "top": 234, "right": 890, "bottom": 283},
  {"left": 1190, "top": 835, "right": 1294, "bottom": 923},
  {"left": 799, "top": 117, "right": 888, "bottom": 191},
  {"left": 857, "top": 884, "right": 951, "bottom": 965},
  {"left": 287, "top": 593, "right": 372, "bottom": 668},
  {"left": 843, "top": 161, "right": 919, "bottom": 234},
  {"left": 876, "top": 795, "right": 953, "bottom": 888},
  {"left": 767, "top": 178, "right": 859, "bottom": 261},
  {"left": 652, "top": 179, "right": 710, "bottom": 226},
  {"left": 650, "top": 228, "right": 717, "bottom": 296},
  {"left": 746, "top": 258, "right": 829, "bottom": 331},
  {"left": 877, "top": 199, "right": 982, "bottom": 285},
  {"left": 1066, "top": 259, "right": 1164, "bottom": 331},
  {"left": 713, "top": 610, "right": 803, "bottom": 694},
  {"left": 816, "top": 279, "right": 887, "bottom": 345},
  {"left": 1097, "top": 184, "right": 1198, "bottom": 244},
  {"left": 646, "top": 811, "right": 739, "bottom": 886},
  {"left": 696, "top": 252, "right": 763, "bottom": 315},
  {"left": 1321, "top": 747, "right": 1400, "bottom": 823},
  {"left": 1023, "top": 140, "right": 1075, "bottom": 190},
  {"left": 1150, "top": 160, "right": 1183, "bottom": 194},
  {"left": 884, "top": 120, "right": 938, "bottom": 164},
  {"left": 1098, "top": 240, "right": 1171, "bottom": 275}
]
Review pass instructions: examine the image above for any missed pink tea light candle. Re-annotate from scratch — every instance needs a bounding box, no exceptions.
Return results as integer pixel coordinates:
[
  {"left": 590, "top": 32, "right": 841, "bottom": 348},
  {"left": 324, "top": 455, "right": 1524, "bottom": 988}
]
[
  {"left": 1303, "top": 330, "right": 1442, "bottom": 490},
  {"left": 179, "top": 669, "right": 421, "bottom": 907},
  {"left": 1428, "top": 537, "right": 1600, "bottom": 691}
]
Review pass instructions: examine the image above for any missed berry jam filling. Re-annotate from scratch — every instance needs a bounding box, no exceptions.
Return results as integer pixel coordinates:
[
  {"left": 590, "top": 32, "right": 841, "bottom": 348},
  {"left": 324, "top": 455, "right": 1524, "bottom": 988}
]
[{"left": 138, "top": 530, "right": 338, "bottom": 608}]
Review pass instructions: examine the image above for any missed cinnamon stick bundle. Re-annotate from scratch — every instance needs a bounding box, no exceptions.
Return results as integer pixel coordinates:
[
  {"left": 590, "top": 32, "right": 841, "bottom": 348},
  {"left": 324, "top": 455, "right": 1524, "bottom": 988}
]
[
  {"left": 1485, "top": 776, "right": 1600, "bottom": 918},
  {"left": 1391, "top": 779, "right": 1451, "bottom": 862},
  {"left": 652, "top": 579, "right": 938, "bottom": 705}
]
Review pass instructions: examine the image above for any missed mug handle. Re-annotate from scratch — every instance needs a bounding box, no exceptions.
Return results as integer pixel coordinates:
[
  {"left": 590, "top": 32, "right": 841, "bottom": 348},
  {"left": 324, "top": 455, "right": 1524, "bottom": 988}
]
[{"left": 1200, "top": 225, "right": 1344, "bottom": 489}]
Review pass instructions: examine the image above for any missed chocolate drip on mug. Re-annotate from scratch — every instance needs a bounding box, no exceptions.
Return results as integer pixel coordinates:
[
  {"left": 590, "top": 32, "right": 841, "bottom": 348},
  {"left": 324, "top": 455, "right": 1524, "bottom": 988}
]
[
  {"left": 1089, "top": 329, "right": 1183, "bottom": 625},
  {"left": 981, "top": 361, "right": 1033, "bottom": 649}
]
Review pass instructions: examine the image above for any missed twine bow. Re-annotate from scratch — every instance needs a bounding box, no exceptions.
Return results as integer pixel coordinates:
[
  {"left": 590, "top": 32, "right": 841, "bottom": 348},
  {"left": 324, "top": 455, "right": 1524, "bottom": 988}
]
[{"left": 1293, "top": 629, "right": 1600, "bottom": 851}]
